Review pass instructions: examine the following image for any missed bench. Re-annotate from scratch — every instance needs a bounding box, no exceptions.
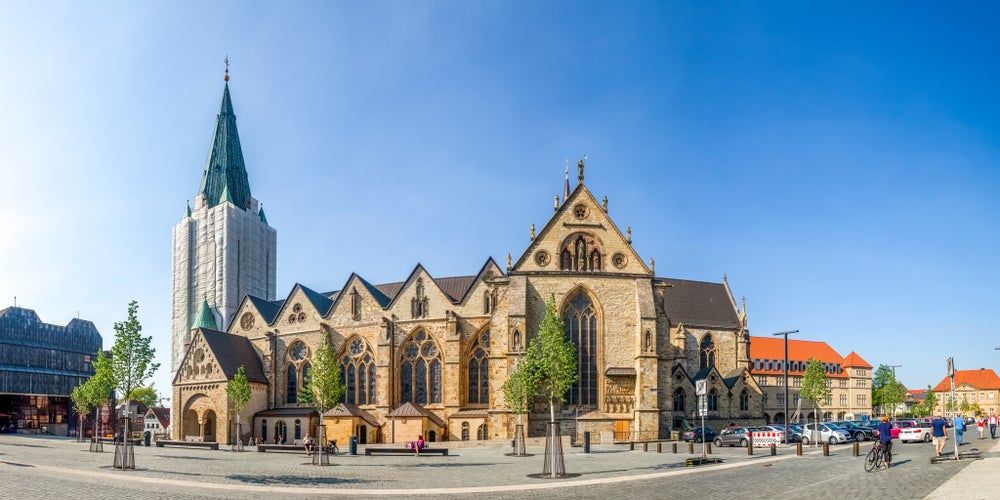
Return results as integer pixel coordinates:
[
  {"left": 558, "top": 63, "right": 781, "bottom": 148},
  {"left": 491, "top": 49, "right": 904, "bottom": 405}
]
[
  {"left": 257, "top": 444, "right": 304, "bottom": 453},
  {"left": 155, "top": 440, "right": 220, "bottom": 450},
  {"left": 364, "top": 447, "right": 448, "bottom": 456}
]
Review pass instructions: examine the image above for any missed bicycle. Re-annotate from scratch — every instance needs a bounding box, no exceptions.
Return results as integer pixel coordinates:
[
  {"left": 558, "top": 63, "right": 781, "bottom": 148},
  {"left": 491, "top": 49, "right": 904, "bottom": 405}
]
[{"left": 864, "top": 441, "right": 891, "bottom": 472}]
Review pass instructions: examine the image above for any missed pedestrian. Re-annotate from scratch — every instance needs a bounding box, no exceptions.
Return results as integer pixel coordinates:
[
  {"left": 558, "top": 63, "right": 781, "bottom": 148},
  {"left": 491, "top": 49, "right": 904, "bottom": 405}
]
[
  {"left": 414, "top": 434, "right": 425, "bottom": 456},
  {"left": 303, "top": 433, "right": 314, "bottom": 456},
  {"left": 876, "top": 416, "right": 894, "bottom": 468},
  {"left": 954, "top": 413, "right": 965, "bottom": 446},
  {"left": 931, "top": 413, "right": 948, "bottom": 457},
  {"left": 977, "top": 416, "right": 985, "bottom": 439},
  {"left": 990, "top": 414, "right": 998, "bottom": 439}
]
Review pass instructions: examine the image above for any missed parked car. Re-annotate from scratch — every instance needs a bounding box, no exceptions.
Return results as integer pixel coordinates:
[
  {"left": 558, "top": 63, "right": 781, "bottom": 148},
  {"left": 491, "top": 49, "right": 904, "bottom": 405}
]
[
  {"left": 899, "top": 421, "right": 933, "bottom": 443},
  {"left": 800, "top": 423, "right": 850, "bottom": 445},
  {"left": 765, "top": 425, "right": 801, "bottom": 443},
  {"left": 714, "top": 427, "right": 757, "bottom": 447},
  {"left": 831, "top": 421, "right": 872, "bottom": 441},
  {"left": 682, "top": 427, "right": 718, "bottom": 443}
]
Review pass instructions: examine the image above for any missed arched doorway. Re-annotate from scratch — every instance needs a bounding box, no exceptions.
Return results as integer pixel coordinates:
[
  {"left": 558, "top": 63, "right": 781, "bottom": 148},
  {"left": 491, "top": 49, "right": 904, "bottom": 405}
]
[
  {"left": 183, "top": 409, "right": 200, "bottom": 439},
  {"left": 202, "top": 410, "right": 217, "bottom": 442},
  {"left": 358, "top": 425, "right": 367, "bottom": 444},
  {"left": 275, "top": 420, "right": 287, "bottom": 443}
]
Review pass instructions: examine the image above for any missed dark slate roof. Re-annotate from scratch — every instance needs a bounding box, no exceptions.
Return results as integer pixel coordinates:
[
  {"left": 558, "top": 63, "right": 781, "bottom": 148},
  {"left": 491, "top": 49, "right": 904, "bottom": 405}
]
[
  {"left": 198, "top": 82, "right": 252, "bottom": 210},
  {"left": 373, "top": 281, "right": 405, "bottom": 301},
  {"left": 434, "top": 275, "right": 477, "bottom": 303},
  {"left": 198, "top": 328, "right": 267, "bottom": 383},
  {"left": 247, "top": 295, "right": 282, "bottom": 324},
  {"left": 357, "top": 275, "right": 392, "bottom": 307},
  {"left": 657, "top": 277, "right": 740, "bottom": 329},
  {"left": 298, "top": 284, "right": 334, "bottom": 316},
  {"left": 254, "top": 407, "right": 319, "bottom": 418}
]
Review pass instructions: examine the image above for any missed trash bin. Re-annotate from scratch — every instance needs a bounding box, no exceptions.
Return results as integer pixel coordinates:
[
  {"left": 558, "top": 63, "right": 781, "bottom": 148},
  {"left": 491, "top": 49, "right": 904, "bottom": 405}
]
[
  {"left": 144, "top": 431, "right": 151, "bottom": 447},
  {"left": 584, "top": 431, "right": 591, "bottom": 454},
  {"left": 349, "top": 435, "right": 357, "bottom": 455}
]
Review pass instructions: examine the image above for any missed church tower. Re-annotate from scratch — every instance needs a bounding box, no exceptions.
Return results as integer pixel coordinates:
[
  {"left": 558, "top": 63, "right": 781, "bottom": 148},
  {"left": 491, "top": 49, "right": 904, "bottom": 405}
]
[{"left": 170, "top": 69, "right": 276, "bottom": 373}]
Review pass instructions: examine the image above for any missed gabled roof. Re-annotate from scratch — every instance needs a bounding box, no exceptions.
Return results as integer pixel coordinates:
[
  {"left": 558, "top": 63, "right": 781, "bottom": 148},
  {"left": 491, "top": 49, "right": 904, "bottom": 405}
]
[
  {"left": 323, "top": 403, "right": 380, "bottom": 427},
  {"left": 198, "top": 82, "right": 252, "bottom": 210},
  {"left": 748, "top": 336, "right": 850, "bottom": 378},
  {"left": 659, "top": 278, "right": 740, "bottom": 329},
  {"left": 298, "top": 283, "right": 334, "bottom": 316},
  {"left": 842, "top": 351, "right": 872, "bottom": 368},
  {"left": 192, "top": 299, "right": 218, "bottom": 330},
  {"left": 197, "top": 328, "right": 267, "bottom": 383},
  {"left": 933, "top": 368, "right": 1000, "bottom": 392},
  {"left": 146, "top": 407, "right": 170, "bottom": 427},
  {"left": 246, "top": 295, "right": 282, "bottom": 324},
  {"left": 387, "top": 402, "right": 446, "bottom": 427}
]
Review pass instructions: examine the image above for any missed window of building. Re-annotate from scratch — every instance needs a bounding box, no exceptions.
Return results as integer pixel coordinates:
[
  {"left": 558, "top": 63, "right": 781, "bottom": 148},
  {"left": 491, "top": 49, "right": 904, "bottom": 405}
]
[
  {"left": 739, "top": 389, "right": 749, "bottom": 412},
  {"left": 840, "top": 379, "right": 848, "bottom": 389},
  {"left": 400, "top": 330, "right": 442, "bottom": 405},
  {"left": 341, "top": 338, "right": 376, "bottom": 405},
  {"left": 776, "top": 393, "right": 785, "bottom": 405},
  {"left": 857, "top": 394, "right": 867, "bottom": 406},
  {"left": 350, "top": 287, "right": 361, "bottom": 321},
  {"left": 286, "top": 341, "right": 311, "bottom": 404},
  {"left": 708, "top": 388, "right": 718, "bottom": 412},
  {"left": 824, "top": 395, "right": 832, "bottom": 406},
  {"left": 294, "top": 419, "right": 302, "bottom": 440},
  {"left": 462, "top": 422, "right": 469, "bottom": 441},
  {"left": 758, "top": 375, "right": 768, "bottom": 386},
  {"left": 840, "top": 395, "right": 847, "bottom": 406},
  {"left": 762, "top": 393, "right": 768, "bottom": 406},
  {"left": 792, "top": 394, "right": 799, "bottom": 406},
  {"left": 467, "top": 329, "right": 491, "bottom": 405},
  {"left": 673, "top": 388, "right": 685, "bottom": 412},
  {"left": 699, "top": 334, "right": 716, "bottom": 370},
  {"left": 792, "top": 377, "right": 802, "bottom": 387},
  {"left": 477, "top": 423, "right": 488, "bottom": 440},
  {"left": 483, "top": 290, "right": 492, "bottom": 314},
  {"left": 564, "top": 292, "right": 598, "bottom": 407},
  {"left": 287, "top": 365, "right": 297, "bottom": 404},
  {"left": 261, "top": 420, "right": 267, "bottom": 442},
  {"left": 776, "top": 376, "right": 785, "bottom": 386},
  {"left": 275, "top": 421, "right": 286, "bottom": 442}
]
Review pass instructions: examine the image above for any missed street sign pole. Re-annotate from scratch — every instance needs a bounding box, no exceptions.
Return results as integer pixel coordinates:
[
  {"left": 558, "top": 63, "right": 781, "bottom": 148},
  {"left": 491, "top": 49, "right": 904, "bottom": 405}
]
[
  {"left": 696, "top": 380, "right": 707, "bottom": 457},
  {"left": 948, "top": 357, "right": 959, "bottom": 460}
]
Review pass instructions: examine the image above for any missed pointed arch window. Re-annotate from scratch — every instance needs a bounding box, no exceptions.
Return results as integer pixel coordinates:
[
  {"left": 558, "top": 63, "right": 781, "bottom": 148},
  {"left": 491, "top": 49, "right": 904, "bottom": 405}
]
[
  {"left": 740, "top": 389, "right": 750, "bottom": 412},
  {"left": 699, "top": 334, "right": 716, "bottom": 370},
  {"left": 467, "top": 329, "right": 490, "bottom": 405},
  {"left": 483, "top": 290, "right": 492, "bottom": 314},
  {"left": 341, "top": 338, "right": 376, "bottom": 405},
  {"left": 287, "top": 365, "right": 298, "bottom": 404},
  {"left": 560, "top": 249, "right": 572, "bottom": 270},
  {"left": 286, "top": 341, "right": 311, "bottom": 404},
  {"left": 350, "top": 287, "right": 361, "bottom": 321},
  {"left": 400, "top": 330, "right": 442, "bottom": 405},
  {"left": 564, "top": 292, "right": 598, "bottom": 407},
  {"left": 708, "top": 388, "right": 718, "bottom": 411},
  {"left": 673, "top": 388, "right": 685, "bottom": 412}
]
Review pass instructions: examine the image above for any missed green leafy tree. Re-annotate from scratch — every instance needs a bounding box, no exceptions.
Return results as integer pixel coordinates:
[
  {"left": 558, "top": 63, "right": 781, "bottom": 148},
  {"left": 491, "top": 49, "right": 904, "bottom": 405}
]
[
  {"left": 501, "top": 357, "right": 538, "bottom": 456},
  {"left": 110, "top": 301, "right": 159, "bottom": 426},
  {"left": 523, "top": 294, "right": 578, "bottom": 423},
  {"left": 71, "top": 384, "right": 91, "bottom": 441},
  {"left": 300, "top": 333, "right": 345, "bottom": 464},
  {"left": 226, "top": 366, "right": 252, "bottom": 448},
  {"left": 921, "top": 386, "right": 938, "bottom": 416},
  {"left": 126, "top": 385, "right": 159, "bottom": 409},
  {"left": 800, "top": 357, "right": 831, "bottom": 442},
  {"left": 88, "top": 351, "right": 115, "bottom": 438}
]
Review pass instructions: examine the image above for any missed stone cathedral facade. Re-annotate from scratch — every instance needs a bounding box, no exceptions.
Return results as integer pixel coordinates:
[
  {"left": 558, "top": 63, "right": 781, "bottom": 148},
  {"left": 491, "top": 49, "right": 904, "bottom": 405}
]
[{"left": 171, "top": 79, "right": 764, "bottom": 446}]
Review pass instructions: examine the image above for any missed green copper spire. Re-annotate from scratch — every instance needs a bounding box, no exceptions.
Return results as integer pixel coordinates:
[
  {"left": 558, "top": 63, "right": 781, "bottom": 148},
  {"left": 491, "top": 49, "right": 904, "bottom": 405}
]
[
  {"left": 198, "top": 80, "right": 252, "bottom": 210},
  {"left": 258, "top": 205, "right": 268, "bottom": 224},
  {"left": 192, "top": 299, "right": 218, "bottom": 330},
  {"left": 218, "top": 182, "right": 234, "bottom": 205},
  {"left": 184, "top": 200, "right": 192, "bottom": 219}
]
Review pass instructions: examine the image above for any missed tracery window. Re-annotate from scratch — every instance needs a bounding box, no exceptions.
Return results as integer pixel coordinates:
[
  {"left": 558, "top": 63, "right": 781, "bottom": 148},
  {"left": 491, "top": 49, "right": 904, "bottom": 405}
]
[
  {"left": 400, "top": 330, "right": 442, "bottom": 405},
  {"left": 462, "top": 422, "right": 470, "bottom": 441},
  {"left": 286, "top": 341, "right": 310, "bottom": 404},
  {"left": 699, "top": 334, "right": 716, "bottom": 370},
  {"left": 483, "top": 290, "right": 492, "bottom": 314},
  {"left": 477, "top": 423, "right": 488, "bottom": 440},
  {"left": 564, "top": 292, "right": 598, "bottom": 407},
  {"left": 411, "top": 278, "right": 429, "bottom": 319},
  {"left": 740, "top": 389, "right": 749, "bottom": 412},
  {"left": 294, "top": 419, "right": 302, "bottom": 440},
  {"left": 467, "top": 329, "right": 490, "bottom": 405},
  {"left": 559, "top": 233, "right": 602, "bottom": 271},
  {"left": 287, "top": 365, "right": 297, "bottom": 404},
  {"left": 341, "top": 337, "right": 376, "bottom": 405},
  {"left": 673, "top": 388, "right": 685, "bottom": 412},
  {"left": 708, "top": 388, "right": 718, "bottom": 411}
]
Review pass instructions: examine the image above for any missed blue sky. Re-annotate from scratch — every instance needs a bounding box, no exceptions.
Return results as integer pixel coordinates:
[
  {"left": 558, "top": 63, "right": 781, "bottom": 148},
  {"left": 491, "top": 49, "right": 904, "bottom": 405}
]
[{"left": 2, "top": 1, "right": 998, "bottom": 402}]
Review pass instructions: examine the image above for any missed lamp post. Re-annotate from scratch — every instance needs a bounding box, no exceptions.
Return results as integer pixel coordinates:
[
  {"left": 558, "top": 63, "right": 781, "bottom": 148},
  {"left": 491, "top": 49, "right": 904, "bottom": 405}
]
[
  {"left": 772, "top": 330, "right": 799, "bottom": 444},
  {"left": 886, "top": 364, "right": 902, "bottom": 419}
]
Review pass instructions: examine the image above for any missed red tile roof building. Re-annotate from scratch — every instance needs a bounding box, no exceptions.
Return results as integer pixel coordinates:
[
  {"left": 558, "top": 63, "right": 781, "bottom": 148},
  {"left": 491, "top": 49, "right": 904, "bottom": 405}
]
[
  {"left": 931, "top": 368, "right": 1000, "bottom": 417},
  {"left": 750, "top": 336, "right": 873, "bottom": 422}
]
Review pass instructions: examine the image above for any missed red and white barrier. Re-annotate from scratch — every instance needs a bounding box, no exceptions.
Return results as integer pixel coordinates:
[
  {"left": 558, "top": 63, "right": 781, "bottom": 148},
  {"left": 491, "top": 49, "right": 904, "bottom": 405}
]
[{"left": 750, "top": 431, "right": 782, "bottom": 447}]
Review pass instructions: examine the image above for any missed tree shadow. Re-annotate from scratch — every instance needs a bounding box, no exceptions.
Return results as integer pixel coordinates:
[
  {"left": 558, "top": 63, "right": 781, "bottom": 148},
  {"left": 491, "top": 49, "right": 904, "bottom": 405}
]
[
  {"left": 228, "top": 474, "right": 372, "bottom": 486},
  {"left": 155, "top": 455, "right": 218, "bottom": 461}
]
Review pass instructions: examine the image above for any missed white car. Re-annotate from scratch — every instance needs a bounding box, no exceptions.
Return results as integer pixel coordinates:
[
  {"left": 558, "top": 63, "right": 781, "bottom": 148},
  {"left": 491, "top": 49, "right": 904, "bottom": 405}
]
[
  {"left": 899, "top": 422, "right": 933, "bottom": 443},
  {"left": 800, "top": 423, "right": 850, "bottom": 445}
]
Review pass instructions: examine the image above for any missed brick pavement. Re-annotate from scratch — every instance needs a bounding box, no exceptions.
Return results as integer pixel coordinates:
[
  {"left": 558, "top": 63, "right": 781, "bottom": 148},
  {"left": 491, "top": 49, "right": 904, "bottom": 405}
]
[{"left": 0, "top": 435, "right": 995, "bottom": 499}]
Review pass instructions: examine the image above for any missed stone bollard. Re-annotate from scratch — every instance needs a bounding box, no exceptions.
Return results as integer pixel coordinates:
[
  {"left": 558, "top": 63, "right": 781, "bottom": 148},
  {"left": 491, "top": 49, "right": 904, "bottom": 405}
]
[
  {"left": 644, "top": 441, "right": 649, "bottom": 452},
  {"left": 706, "top": 442, "right": 712, "bottom": 454},
  {"left": 853, "top": 442, "right": 859, "bottom": 457},
  {"left": 630, "top": 442, "right": 635, "bottom": 451},
  {"left": 770, "top": 443, "right": 777, "bottom": 456},
  {"left": 672, "top": 442, "right": 677, "bottom": 454},
  {"left": 796, "top": 442, "right": 803, "bottom": 456},
  {"left": 657, "top": 442, "right": 662, "bottom": 453},
  {"left": 823, "top": 442, "right": 830, "bottom": 456},
  {"left": 688, "top": 442, "right": 694, "bottom": 454}
]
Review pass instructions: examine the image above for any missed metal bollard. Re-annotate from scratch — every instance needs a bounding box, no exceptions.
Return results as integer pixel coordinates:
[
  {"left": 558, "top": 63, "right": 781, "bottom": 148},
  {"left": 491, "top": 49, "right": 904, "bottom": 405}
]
[
  {"left": 630, "top": 442, "right": 635, "bottom": 451},
  {"left": 796, "top": 442, "right": 803, "bottom": 456},
  {"left": 584, "top": 431, "right": 591, "bottom": 454},
  {"left": 688, "top": 442, "right": 694, "bottom": 454},
  {"left": 770, "top": 443, "right": 776, "bottom": 456},
  {"left": 823, "top": 442, "right": 830, "bottom": 456},
  {"left": 852, "top": 442, "right": 859, "bottom": 457},
  {"left": 706, "top": 442, "right": 712, "bottom": 454},
  {"left": 644, "top": 441, "right": 649, "bottom": 452},
  {"left": 672, "top": 442, "right": 677, "bottom": 454},
  {"left": 657, "top": 442, "right": 662, "bottom": 453}
]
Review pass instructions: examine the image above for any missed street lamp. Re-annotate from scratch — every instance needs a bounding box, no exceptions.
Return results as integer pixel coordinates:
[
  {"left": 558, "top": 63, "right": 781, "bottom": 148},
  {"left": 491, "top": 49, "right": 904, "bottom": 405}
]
[
  {"left": 886, "top": 364, "right": 902, "bottom": 420},
  {"left": 772, "top": 330, "right": 799, "bottom": 444}
]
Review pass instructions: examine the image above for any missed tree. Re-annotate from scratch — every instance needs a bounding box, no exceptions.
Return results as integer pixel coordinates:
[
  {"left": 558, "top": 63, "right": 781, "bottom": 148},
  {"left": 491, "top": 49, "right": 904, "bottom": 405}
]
[
  {"left": 226, "top": 366, "right": 252, "bottom": 451},
  {"left": 70, "top": 384, "right": 91, "bottom": 443},
  {"left": 501, "top": 357, "right": 539, "bottom": 456},
  {"left": 799, "top": 357, "right": 831, "bottom": 444},
  {"left": 524, "top": 294, "right": 578, "bottom": 423},
  {"left": 871, "top": 365, "right": 905, "bottom": 417},
  {"left": 76, "top": 351, "right": 113, "bottom": 452},
  {"left": 300, "top": 333, "right": 344, "bottom": 465},
  {"left": 921, "top": 386, "right": 939, "bottom": 416},
  {"left": 109, "top": 301, "right": 159, "bottom": 469},
  {"left": 126, "top": 385, "right": 159, "bottom": 409},
  {"left": 882, "top": 380, "right": 906, "bottom": 419}
]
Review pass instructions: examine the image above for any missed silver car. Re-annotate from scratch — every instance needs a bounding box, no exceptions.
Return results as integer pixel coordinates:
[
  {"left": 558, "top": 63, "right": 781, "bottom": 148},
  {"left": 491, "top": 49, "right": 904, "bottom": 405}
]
[
  {"left": 713, "top": 426, "right": 756, "bottom": 447},
  {"left": 800, "top": 423, "right": 850, "bottom": 445}
]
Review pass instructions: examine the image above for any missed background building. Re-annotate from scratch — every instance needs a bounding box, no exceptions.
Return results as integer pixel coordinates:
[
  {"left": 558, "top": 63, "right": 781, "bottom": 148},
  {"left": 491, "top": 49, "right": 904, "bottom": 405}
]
[
  {"left": 750, "top": 336, "right": 872, "bottom": 422},
  {"left": 932, "top": 368, "right": 1000, "bottom": 417},
  {"left": 0, "top": 306, "right": 102, "bottom": 436}
]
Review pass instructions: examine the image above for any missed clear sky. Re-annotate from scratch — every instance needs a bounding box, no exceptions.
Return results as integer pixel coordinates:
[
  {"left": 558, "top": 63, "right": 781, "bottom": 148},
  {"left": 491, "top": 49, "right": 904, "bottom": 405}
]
[{"left": 2, "top": 1, "right": 998, "bottom": 404}]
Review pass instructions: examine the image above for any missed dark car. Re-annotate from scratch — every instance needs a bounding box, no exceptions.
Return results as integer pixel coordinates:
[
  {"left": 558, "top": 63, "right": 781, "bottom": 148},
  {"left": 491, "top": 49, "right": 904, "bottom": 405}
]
[
  {"left": 831, "top": 421, "right": 872, "bottom": 441},
  {"left": 682, "top": 427, "right": 718, "bottom": 443}
]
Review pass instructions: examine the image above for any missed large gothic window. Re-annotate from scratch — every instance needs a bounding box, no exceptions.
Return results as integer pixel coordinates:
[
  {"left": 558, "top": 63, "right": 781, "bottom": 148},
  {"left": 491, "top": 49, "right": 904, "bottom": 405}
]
[
  {"left": 400, "top": 330, "right": 442, "bottom": 405},
  {"left": 287, "top": 365, "right": 297, "bottom": 403},
  {"left": 673, "top": 388, "right": 685, "bottom": 412},
  {"left": 559, "top": 233, "right": 602, "bottom": 272},
  {"left": 699, "top": 334, "right": 716, "bottom": 370},
  {"left": 564, "top": 292, "right": 598, "bottom": 407},
  {"left": 286, "top": 340, "right": 310, "bottom": 404},
  {"left": 467, "top": 329, "right": 490, "bottom": 405},
  {"left": 341, "top": 337, "right": 376, "bottom": 405},
  {"left": 708, "top": 388, "right": 718, "bottom": 411}
]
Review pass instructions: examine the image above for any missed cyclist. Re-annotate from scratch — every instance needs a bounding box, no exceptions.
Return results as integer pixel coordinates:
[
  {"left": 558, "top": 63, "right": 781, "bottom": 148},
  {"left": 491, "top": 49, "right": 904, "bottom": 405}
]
[{"left": 876, "top": 416, "right": 893, "bottom": 468}]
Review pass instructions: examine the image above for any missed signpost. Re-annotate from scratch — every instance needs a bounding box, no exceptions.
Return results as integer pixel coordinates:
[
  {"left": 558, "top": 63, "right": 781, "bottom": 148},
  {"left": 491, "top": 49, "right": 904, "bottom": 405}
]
[
  {"left": 948, "top": 357, "right": 959, "bottom": 460},
  {"left": 696, "top": 380, "right": 707, "bottom": 457}
]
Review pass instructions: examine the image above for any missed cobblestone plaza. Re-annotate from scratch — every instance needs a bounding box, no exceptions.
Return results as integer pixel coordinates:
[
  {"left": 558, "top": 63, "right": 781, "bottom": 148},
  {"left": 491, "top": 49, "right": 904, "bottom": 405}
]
[{"left": 1, "top": 434, "right": 997, "bottom": 499}]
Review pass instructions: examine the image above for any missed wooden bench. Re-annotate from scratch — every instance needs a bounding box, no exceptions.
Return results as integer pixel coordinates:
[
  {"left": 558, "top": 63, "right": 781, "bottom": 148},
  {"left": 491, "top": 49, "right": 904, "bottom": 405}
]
[
  {"left": 155, "top": 440, "right": 220, "bottom": 450},
  {"left": 364, "top": 446, "right": 448, "bottom": 456},
  {"left": 257, "top": 444, "right": 304, "bottom": 453}
]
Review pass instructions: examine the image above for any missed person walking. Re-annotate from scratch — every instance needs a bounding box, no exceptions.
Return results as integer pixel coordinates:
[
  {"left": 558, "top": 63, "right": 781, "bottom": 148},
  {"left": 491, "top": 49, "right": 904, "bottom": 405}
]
[
  {"left": 990, "top": 414, "right": 998, "bottom": 439},
  {"left": 954, "top": 413, "right": 965, "bottom": 446},
  {"left": 876, "top": 416, "right": 894, "bottom": 468},
  {"left": 977, "top": 415, "right": 985, "bottom": 439},
  {"left": 931, "top": 413, "right": 948, "bottom": 457}
]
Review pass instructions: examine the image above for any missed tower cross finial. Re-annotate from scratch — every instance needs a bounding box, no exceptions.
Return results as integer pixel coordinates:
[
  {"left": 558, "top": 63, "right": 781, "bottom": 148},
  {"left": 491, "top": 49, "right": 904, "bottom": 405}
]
[{"left": 224, "top": 55, "right": 230, "bottom": 81}]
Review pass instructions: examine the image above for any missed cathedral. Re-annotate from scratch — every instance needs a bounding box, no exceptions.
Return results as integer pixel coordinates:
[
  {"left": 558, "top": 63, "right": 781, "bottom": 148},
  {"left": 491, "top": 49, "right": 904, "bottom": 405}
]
[{"left": 171, "top": 76, "right": 764, "bottom": 446}]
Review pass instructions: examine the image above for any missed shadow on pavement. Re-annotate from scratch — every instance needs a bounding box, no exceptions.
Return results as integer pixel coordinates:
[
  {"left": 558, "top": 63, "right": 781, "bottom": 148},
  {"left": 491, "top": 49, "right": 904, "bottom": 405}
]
[{"left": 228, "top": 474, "right": 372, "bottom": 486}]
